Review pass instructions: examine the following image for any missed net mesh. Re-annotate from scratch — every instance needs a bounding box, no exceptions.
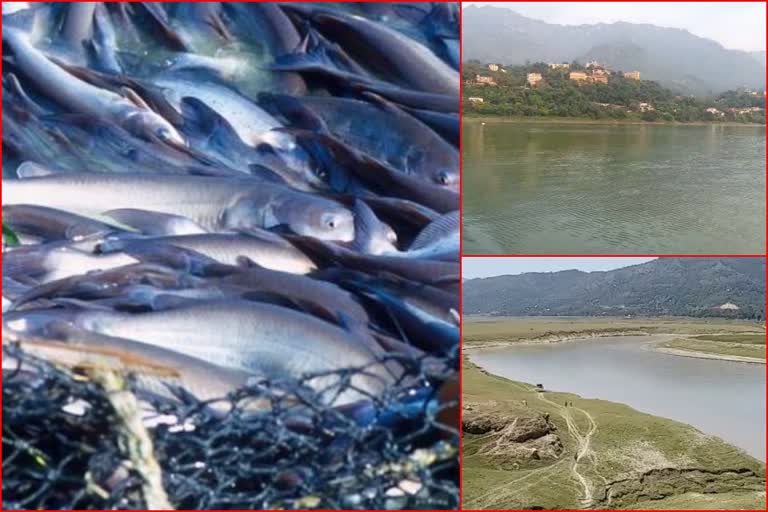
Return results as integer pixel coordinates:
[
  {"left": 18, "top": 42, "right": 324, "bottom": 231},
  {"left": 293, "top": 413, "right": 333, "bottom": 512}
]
[{"left": 2, "top": 343, "right": 459, "bottom": 510}]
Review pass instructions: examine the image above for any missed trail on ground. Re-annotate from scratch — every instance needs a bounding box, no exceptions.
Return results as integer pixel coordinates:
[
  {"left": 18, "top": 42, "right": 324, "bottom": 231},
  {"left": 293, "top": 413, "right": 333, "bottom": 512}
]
[{"left": 537, "top": 392, "right": 597, "bottom": 508}]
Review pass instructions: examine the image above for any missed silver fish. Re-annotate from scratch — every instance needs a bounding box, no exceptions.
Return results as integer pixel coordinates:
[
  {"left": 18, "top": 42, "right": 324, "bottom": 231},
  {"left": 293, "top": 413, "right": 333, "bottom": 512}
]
[{"left": 2, "top": 172, "right": 355, "bottom": 241}]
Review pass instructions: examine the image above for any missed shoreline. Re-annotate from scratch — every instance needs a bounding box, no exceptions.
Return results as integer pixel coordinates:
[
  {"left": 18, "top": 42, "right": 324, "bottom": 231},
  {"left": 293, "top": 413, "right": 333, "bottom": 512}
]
[
  {"left": 654, "top": 346, "right": 766, "bottom": 365},
  {"left": 464, "top": 356, "right": 766, "bottom": 464},
  {"left": 462, "top": 115, "right": 766, "bottom": 127},
  {"left": 465, "top": 331, "right": 766, "bottom": 364}
]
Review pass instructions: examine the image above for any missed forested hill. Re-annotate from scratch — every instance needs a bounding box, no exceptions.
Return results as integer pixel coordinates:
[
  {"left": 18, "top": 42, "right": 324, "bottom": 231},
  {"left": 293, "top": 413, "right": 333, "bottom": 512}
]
[
  {"left": 463, "top": 61, "right": 766, "bottom": 123},
  {"left": 463, "top": 258, "right": 766, "bottom": 319},
  {"left": 462, "top": 5, "right": 765, "bottom": 95}
]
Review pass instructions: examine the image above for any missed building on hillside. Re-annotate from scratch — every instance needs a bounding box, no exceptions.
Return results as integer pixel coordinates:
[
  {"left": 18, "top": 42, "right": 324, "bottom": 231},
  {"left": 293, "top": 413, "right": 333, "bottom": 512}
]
[
  {"left": 718, "top": 302, "right": 740, "bottom": 310},
  {"left": 488, "top": 63, "right": 500, "bottom": 72},
  {"left": 727, "top": 107, "right": 763, "bottom": 115},
  {"left": 705, "top": 107, "right": 724, "bottom": 117},
  {"left": 569, "top": 71, "right": 588, "bottom": 82},
  {"left": 592, "top": 74, "right": 608, "bottom": 84},
  {"left": 624, "top": 71, "right": 641, "bottom": 80},
  {"left": 468, "top": 97, "right": 484, "bottom": 104},
  {"left": 475, "top": 75, "right": 497, "bottom": 86},
  {"left": 585, "top": 60, "right": 602, "bottom": 69},
  {"left": 638, "top": 102, "right": 655, "bottom": 112},
  {"left": 548, "top": 63, "right": 570, "bottom": 70},
  {"left": 526, "top": 72, "right": 544, "bottom": 87}
]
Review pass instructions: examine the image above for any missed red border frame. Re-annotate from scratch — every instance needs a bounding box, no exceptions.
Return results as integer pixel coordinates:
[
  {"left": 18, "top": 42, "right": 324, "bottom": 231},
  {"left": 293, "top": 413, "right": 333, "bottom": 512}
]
[{"left": 1, "top": 1, "right": 766, "bottom": 511}]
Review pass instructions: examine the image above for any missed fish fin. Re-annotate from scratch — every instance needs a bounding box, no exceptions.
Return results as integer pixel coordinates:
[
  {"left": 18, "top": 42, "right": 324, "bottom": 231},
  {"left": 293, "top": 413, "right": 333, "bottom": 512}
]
[
  {"left": 102, "top": 209, "right": 205, "bottom": 236},
  {"left": 16, "top": 161, "right": 62, "bottom": 179},
  {"left": 236, "top": 227, "right": 293, "bottom": 247},
  {"left": 50, "top": 298, "right": 113, "bottom": 311},
  {"left": 257, "top": 93, "right": 329, "bottom": 133},
  {"left": 247, "top": 164, "right": 289, "bottom": 185},
  {"left": 64, "top": 223, "right": 115, "bottom": 242},
  {"left": 120, "top": 87, "right": 152, "bottom": 111}
]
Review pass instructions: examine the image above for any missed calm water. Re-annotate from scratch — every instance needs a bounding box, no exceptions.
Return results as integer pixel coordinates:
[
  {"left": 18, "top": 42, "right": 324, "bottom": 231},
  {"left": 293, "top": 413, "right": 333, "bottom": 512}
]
[
  {"left": 463, "top": 121, "right": 766, "bottom": 254},
  {"left": 471, "top": 336, "right": 766, "bottom": 460}
]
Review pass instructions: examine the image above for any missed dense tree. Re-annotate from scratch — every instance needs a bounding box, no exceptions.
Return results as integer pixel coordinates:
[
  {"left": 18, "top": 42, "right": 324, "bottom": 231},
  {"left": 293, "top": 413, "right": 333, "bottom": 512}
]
[{"left": 463, "top": 62, "right": 765, "bottom": 124}]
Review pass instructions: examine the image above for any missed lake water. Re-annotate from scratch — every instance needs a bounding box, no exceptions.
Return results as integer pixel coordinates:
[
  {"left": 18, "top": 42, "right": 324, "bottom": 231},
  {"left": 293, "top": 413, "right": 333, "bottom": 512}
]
[
  {"left": 470, "top": 336, "right": 766, "bottom": 460},
  {"left": 462, "top": 121, "right": 766, "bottom": 254}
]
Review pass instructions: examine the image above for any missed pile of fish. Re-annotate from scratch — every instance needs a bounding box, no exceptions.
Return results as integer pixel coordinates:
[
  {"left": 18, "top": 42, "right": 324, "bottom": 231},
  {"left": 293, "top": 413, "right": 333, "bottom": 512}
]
[{"left": 2, "top": 0, "right": 459, "bottom": 485}]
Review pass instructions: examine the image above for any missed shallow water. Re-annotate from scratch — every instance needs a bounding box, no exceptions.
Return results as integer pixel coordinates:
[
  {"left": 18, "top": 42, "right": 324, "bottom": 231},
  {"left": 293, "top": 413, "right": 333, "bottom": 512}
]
[
  {"left": 471, "top": 335, "right": 766, "bottom": 460},
  {"left": 462, "top": 121, "right": 766, "bottom": 254}
]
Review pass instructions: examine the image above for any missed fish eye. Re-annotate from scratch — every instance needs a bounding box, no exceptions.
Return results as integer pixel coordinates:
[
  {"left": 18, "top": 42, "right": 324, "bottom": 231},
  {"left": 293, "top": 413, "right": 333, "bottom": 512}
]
[
  {"left": 327, "top": 219, "right": 336, "bottom": 229},
  {"left": 436, "top": 171, "right": 451, "bottom": 185}
]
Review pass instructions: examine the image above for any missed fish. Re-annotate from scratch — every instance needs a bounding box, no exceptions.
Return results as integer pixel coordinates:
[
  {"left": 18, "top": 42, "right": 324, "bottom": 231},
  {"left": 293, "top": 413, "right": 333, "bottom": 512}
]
[
  {"left": 262, "top": 93, "right": 459, "bottom": 189},
  {"left": 3, "top": 327, "right": 263, "bottom": 408},
  {"left": 2, "top": 172, "right": 356, "bottom": 241},
  {"left": 3, "top": 27, "right": 186, "bottom": 148},
  {"left": 3, "top": 204, "right": 122, "bottom": 242},
  {"left": 98, "top": 232, "right": 317, "bottom": 275},
  {"left": 3, "top": 242, "right": 139, "bottom": 284},
  {"left": 4, "top": 301, "right": 397, "bottom": 405},
  {"left": 282, "top": 6, "right": 457, "bottom": 95}
]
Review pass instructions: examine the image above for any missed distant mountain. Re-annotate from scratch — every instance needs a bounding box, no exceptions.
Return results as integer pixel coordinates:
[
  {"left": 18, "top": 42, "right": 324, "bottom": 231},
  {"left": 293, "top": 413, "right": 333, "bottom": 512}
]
[
  {"left": 750, "top": 51, "right": 766, "bottom": 67},
  {"left": 463, "top": 258, "right": 766, "bottom": 319},
  {"left": 462, "top": 5, "right": 765, "bottom": 95}
]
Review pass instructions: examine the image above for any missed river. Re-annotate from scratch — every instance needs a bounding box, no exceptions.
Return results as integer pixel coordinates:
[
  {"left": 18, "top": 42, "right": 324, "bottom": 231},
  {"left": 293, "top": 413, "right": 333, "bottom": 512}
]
[
  {"left": 462, "top": 120, "right": 766, "bottom": 254},
  {"left": 470, "top": 335, "right": 766, "bottom": 460}
]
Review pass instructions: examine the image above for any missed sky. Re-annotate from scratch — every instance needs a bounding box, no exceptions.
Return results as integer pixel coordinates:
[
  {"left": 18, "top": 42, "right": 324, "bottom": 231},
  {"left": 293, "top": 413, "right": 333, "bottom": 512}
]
[
  {"left": 465, "top": 2, "right": 766, "bottom": 52},
  {"left": 462, "top": 257, "right": 656, "bottom": 279}
]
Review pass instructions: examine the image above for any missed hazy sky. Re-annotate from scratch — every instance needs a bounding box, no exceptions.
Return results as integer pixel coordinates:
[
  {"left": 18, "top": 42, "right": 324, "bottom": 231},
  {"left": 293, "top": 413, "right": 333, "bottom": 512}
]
[
  {"left": 465, "top": 2, "right": 766, "bottom": 52},
  {"left": 463, "top": 257, "right": 656, "bottom": 279}
]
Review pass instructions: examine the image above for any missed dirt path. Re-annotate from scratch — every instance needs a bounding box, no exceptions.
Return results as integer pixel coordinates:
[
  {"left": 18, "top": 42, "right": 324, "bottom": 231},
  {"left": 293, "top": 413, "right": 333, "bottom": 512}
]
[{"left": 537, "top": 392, "right": 597, "bottom": 508}]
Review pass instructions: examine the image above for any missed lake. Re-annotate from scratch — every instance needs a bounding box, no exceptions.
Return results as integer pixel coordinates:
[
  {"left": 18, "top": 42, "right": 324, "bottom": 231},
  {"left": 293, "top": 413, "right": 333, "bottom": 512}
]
[
  {"left": 462, "top": 121, "right": 766, "bottom": 254},
  {"left": 470, "top": 336, "right": 766, "bottom": 460}
]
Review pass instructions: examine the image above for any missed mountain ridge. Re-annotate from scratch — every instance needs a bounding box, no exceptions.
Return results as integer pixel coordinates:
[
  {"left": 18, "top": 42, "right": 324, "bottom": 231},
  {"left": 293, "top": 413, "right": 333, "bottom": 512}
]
[
  {"left": 463, "top": 258, "right": 766, "bottom": 319},
  {"left": 462, "top": 5, "right": 765, "bottom": 95}
]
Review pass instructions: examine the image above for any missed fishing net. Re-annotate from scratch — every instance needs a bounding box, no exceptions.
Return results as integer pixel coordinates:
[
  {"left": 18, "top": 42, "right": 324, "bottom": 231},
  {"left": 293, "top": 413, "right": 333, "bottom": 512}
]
[{"left": 2, "top": 343, "right": 459, "bottom": 510}]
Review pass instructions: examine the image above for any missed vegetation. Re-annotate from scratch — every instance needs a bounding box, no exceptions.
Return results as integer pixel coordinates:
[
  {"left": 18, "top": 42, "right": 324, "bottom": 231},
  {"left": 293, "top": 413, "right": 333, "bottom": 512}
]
[
  {"left": 658, "top": 335, "right": 766, "bottom": 362},
  {"left": 463, "top": 317, "right": 765, "bottom": 348},
  {"left": 463, "top": 61, "right": 766, "bottom": 124},
  {"left": 463, "top": 258, "right": 767, "bottom": 320},
  {"left": 462, "top": 359, "right": 766, "bottom": 510},
  {"left": 3, "top": 223, "right": 19, "bottom": 246}
]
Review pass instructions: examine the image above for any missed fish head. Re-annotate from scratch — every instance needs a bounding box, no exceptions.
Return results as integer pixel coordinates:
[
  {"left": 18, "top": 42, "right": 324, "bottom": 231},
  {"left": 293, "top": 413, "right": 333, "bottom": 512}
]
[
  {"left": 123, "top": 110, "right": 187, "bottom": 148},
  {"left": 276, "top": 198, "right": 355, "bottom": 242},
  {"left": 404, "top": 146, "right": 458, "bottom": 189},
  {"left": 433, "top": 167, "right": 459, "bottom": 189}
]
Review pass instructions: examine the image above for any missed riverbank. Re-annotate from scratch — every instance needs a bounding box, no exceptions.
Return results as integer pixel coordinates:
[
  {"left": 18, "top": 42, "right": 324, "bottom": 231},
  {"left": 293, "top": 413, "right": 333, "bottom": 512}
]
[
  {"left": 463, "top": 115, "right": 766, "bottom": 127},
  {"left": 463, "top": 317, "right": 765, "bottom": 350},
  {"left": 656, "top": 334, "right": 765, "bottom": 364},
  {"left": 462, "top": 359, "right": 766, "bottom": 510}
]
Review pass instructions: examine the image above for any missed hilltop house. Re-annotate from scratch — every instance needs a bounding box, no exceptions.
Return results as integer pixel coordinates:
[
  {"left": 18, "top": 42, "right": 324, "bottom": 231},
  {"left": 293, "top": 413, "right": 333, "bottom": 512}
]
[
  {"left": 468, "top": 97, "right": 484, "bottom": 104},
  {"left": 718, "top": 302, "right": 740, "bottom": 310},
  {"left": 548, "top": 63, "right": 570, "bottom": 70},
  {"left": 705, "top": 107, "right": 725, "bottom": 117},
  {"left": 526, "top": 72, "right": 543, "bottom": 87},
  {"left": 569, "top": 71, "right": 588, "bottom": 82},
  {"left": 488, "top": 63, "right": 500, "bottom": 72},
  {"left": 638, "top": 102, "right": 655, "bottom": 112},
  {"left": 475, "top": 75, "right": 497, "bottom": 86},
  {"left": 624, "top": 71, "right": 641, "bottom": 80}
]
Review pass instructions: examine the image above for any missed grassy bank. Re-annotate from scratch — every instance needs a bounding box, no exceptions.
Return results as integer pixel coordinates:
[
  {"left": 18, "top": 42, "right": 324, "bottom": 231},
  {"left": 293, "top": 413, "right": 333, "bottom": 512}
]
[
  {"left": 462, "top": 115, "right": 766, "bottom": 127},
  {"left": 463, "top": 317, "right": 765, "bottom": 349},
  {"left": 462, "top": 360, "right": 766, "bottom": 510},
  {"left": 658, "top": 334, "right": 765, "bottom": 363}
]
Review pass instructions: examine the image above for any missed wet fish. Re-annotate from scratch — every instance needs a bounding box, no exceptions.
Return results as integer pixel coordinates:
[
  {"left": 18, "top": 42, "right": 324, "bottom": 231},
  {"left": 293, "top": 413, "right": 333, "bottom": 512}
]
[
  {"left": 283, "top": 6, "right": 457, "bottom": 95},
  {"left": 262, "top": 93, "right": 459, "bottom": 188},
  {"left": 99, "top": 232, "right": 317, "bottom": 274},
  {"left": 3, "top": 27, "right": 185, "bottom": 147},
  {"left": 2, "top": 172, "right": 355, "bottom": 241},
  {"left": 4, "top": 301, "right": 396, "bottom": 405}
]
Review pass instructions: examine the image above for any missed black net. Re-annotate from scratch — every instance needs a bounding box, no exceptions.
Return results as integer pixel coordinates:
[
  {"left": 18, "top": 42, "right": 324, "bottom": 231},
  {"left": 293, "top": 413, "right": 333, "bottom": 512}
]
[{"left": 2, "top": 343, "right": 458, "bottom": 510}]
